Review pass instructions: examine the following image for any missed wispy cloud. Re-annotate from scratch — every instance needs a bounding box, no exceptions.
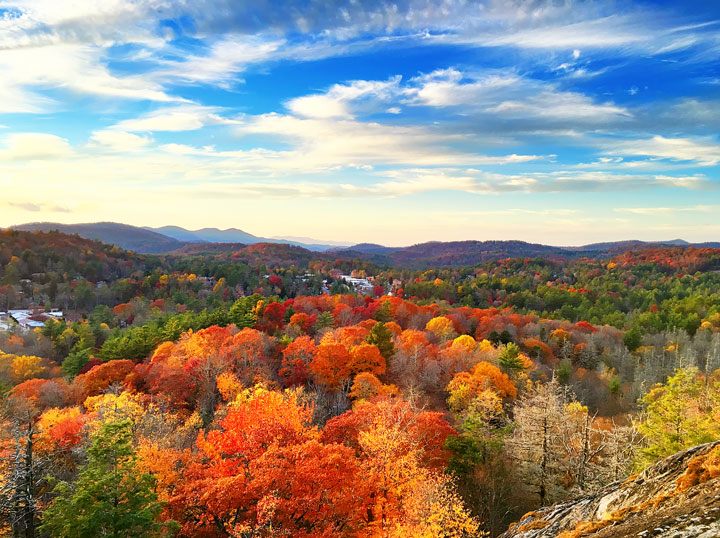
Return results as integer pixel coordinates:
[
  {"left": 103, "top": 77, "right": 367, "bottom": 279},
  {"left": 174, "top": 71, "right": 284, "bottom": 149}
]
[
  {"left": 111, "top": 105, "right": 240, "bottom": 132},
  {"left": 5, "top": 200, "right": 71, "bottom": 213},
  {"left": 605, "top": 136, "right": 720, "bottom": 166},
  {"left": 614, "top": 205, "right": 720, "bottom": 215}
]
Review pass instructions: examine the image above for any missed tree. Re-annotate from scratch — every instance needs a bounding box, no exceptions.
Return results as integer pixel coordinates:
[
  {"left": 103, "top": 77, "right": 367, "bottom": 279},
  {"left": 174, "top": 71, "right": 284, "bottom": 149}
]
[
  {"left": 228, "top": 294, "right": 261, "bottom": 329},
  {"left": 367, "top": 321, "right": 395, "bottom": 359},
  {"left": 279, "top": 335, "right": 316, "bottom": 387},
  {"left": 624, "top": 326, "right": 643, "bottom": 352},
  {"left": 447, "top": 362, "right": 517, "bottom": 413},
  {"left": 0, "top": 396, "right": 46, "bottom": 538},
  {"left": 40, "top": 419, "right": 177, "bottom": 538},
  {"left": 61, "top": 348, "right": 91, "bottom": 378},
  {"left": 248, "top": 440, "right": 369, "bottom": 537},
  {"left": 505, "top": 378, "right": 568, "bottom": 507},
  {"left": 374, "top": 300, "right": 392, "bottom": 323},
  {"left": 169, "top": 388, "right": 316, "bottom": 536},
  {"left": 636, "top": 367, "right": 720, "bottom": 467},
  {"left": 315, "top": 311, "right": 335, "bottom": 331},
  {"left": 426, "top": 317, "right": 457, "bottom": 343},
  {"left": 10, "top": 356, "right": 46, "bottom": 383},
  {"left": 340, "top": 398, "right": 471, "bottom": 536},
  {"left": 310, "top": 343, "right": 353, "bottom": 392},
  {"left": 349, "top": 372, "right": 399, "bottom": 401},
  {"left": 74, "top": 360, "right": 134, "bottom": 400},
  {"left": 498, "top": 343, "right": 531, "bottom": 376}
]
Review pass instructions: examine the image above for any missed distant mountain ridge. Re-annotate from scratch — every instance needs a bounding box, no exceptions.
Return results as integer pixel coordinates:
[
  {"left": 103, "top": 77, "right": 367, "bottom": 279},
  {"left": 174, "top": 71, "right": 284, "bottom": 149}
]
[
  {"left": 144, "top": 225, "right": 344, "bottom": 251},
  {"left": 9, "top": 222, "right": 348, "bottom": 253},
  {"left": 12, "top": 222, "right": 183, "bottom": 253},
  {"left": 333, "top": 239, "right": 720, "bottom": 268},
  {"left": 7, "top": 222, "right": 718, "bottom": 266}
]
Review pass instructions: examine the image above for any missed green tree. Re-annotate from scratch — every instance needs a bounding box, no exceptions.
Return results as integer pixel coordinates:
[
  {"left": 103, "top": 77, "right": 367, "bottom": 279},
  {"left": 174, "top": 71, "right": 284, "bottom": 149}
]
[
  {"left": 228, "top": 294, "right": 261, "bottom": 329},
  {"left": 498, "top": 343, "right": 527, "bottom": 375},
  {"left": 62, "top": 348, "right": 92, "bottom": 378},
  {"left": 636, "top": 367, "right": 720, "bottom": 468},
  {"left": 366, "top": 321, "right": 395, "bottom": 359},
  {"left": 40, "top": 419, "right": 178, "bottom": 538},
  {"left": 623, "top": 326, "right": 643, "bottom": 352},
  {"left": 373, "top": 300, "right": 392, "bottom": 323},
  {"left": 315, "top": 311, "right": 335, "bottom": 331}
]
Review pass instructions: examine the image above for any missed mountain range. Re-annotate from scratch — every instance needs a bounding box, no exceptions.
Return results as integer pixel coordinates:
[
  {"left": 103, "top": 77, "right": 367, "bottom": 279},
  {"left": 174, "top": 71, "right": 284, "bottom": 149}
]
[
  {"left": 11, "top": 222, "right": 350, "bottom": 253},
  {"left": 144, "top": 225, "right": 351, "bottom": 251},
  {"left": 7, "top": 221, "right": 720, "bottom": 268}
]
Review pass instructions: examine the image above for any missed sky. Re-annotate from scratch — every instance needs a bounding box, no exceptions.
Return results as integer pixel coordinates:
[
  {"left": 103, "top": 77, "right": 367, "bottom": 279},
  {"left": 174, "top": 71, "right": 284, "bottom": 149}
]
[{"left": 0, "top": 0, "right": 719, "bottom": 247}]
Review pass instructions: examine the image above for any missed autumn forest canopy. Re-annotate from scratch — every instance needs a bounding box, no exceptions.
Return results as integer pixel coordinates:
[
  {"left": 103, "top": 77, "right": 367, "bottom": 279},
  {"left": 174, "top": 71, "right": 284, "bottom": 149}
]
[{"left": 0, "top": 228, "right": 719, "bottom": 537}]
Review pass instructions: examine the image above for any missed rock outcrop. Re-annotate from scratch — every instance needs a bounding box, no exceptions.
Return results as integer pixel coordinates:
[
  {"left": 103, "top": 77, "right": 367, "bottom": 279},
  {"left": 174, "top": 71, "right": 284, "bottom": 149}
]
[{"left": 501, "top": 441, "right": 720, "bottom": 538}]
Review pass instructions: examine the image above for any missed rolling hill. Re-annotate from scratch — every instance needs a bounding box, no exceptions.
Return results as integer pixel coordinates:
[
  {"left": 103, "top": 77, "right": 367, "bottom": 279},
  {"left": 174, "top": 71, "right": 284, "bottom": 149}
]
[
  {"left": 7, "top": 222, "right": 718, "bottom": 267},
  {"left": 11, "top": 222, "right": 183, "bottom": 253},
  {"left": 9, "top": 222, "right": 346, "bottom": 253}
]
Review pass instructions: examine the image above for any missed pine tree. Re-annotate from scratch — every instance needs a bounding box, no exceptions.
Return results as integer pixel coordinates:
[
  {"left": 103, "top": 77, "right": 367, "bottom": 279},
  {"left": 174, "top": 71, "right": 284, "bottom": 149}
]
[
  {"left": 40, "top": 419, "right": 178, "bottom": 538},
  {"left": 367, "top": 322, "right": 395, "bottom": 359},
  {"left": 498, "top": 343, "right": 526, "bottom": 374},
  {"left": 228, "top": 294, "right": 261, "bottom": 329},
  {"left": 373, "top": 300, "right": 392, "bottom": 323},
  {"left": 61, "top": 348, "right": 91, "bottom": 378}
]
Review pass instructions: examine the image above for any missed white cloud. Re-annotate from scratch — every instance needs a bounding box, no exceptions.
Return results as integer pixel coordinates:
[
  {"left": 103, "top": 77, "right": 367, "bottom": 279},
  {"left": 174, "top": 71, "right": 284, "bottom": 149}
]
[
  {"left": 0, "top": 132, "right": 73, "bottom": 160},
  {"left": 614, "top": 205, "right": 719, "bottom": 215},
  {"left": 606, "top": 136, "right": 720, "bottom": 165},
  {"left": 89, "top": 130, "right": 153, "bottom": 150},
  {"left": 287, "top": 77, "right": 401, "bottom": 119},
  {"left": 0, "top": 44, "right": 181, "bottom": 111},
  {"left": 478, "top": 15, "right": 647, "bottom": 49},
  {"left": 406, "top": 68, "right": 630, "bottom": 124},
  {"left": 157, "top": 35, "right": 285, "bottom": 87},
  {"left": 407, "top": 68, "right": 518, "bottom": 107},
  {"left": 111, "top": 105, "right": 239, "bottom": 132},
  {"left": 238, "top": 113, "right": 546, "bottom": 169},
  {"left": 3, "top": 199, "right": 71, "bottom": 213},
  {"left": 0, "top": 0, "right": 163, "bottom": 49}
]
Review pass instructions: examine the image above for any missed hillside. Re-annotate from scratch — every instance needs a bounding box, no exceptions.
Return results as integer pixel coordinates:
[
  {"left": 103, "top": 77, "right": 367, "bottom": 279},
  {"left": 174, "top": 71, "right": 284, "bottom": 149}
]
[
  {"left": 389, "top": 240, "right": 570, "bottom": 267},
  {"left": 168, "top": 242, "right": 249, "bottom": 256},
  {"left": 501, "top": 441, "right": 720, "bottom": 538},
  {"left": 170, "top": 241, "right": 319, "bottom": 267},
  {"left": 12, "top": 222, "right": 183, "bottom": 253},
  {"left": 169, "top": 239, "right": 720, "bottom": 270},
  {"left": 338, "top": 239, "right": 720, "bottom": 268},
  {"left": 0, "top": 229, "right": 148, "bottom": 280}
]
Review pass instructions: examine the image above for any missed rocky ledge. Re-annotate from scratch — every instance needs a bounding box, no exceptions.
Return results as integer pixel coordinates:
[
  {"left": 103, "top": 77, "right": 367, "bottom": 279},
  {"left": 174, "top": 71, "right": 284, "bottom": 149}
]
[{"left": 501, "top": 441, "right": 720, "bottom": 538}]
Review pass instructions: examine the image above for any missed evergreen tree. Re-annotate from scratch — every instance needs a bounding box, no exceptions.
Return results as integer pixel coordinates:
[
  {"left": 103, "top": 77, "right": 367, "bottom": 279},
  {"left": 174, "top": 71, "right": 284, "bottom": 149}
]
[
  {"left": 61, "top": 348, "right": 91, "bottom": 378},
  {"left": 636, "top": 367, "right": 720, "bottom": 468},
  {"left": 373, "top": 300, "right": 392, "bottom": 323},
  {"left": 228, "top": 294, "right": 261, "bottom": 329},
  {"left": 498, "top": 343, "right": 526, "bottom": 375},
  {"left": 40, "top": 419, "right": 178, "bottom": 538},
  {"left": 315, "top": 311, "right": 335, "bottom": 331},
  {"left": 367, "top": 322, "right": 395, "bottom": 359}
]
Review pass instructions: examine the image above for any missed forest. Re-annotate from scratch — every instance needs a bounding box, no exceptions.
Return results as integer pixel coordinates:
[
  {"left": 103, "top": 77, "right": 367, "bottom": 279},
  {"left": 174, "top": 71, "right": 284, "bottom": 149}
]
[{"left": 1, "top": 229, "right": 720, "bottom": 537}]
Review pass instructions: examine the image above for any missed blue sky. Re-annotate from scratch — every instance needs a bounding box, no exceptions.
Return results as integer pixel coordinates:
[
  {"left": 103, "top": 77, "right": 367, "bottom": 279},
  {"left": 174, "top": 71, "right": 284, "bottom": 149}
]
[{"left": 0, "top": 0, "right": 719, "bottom": 246}]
